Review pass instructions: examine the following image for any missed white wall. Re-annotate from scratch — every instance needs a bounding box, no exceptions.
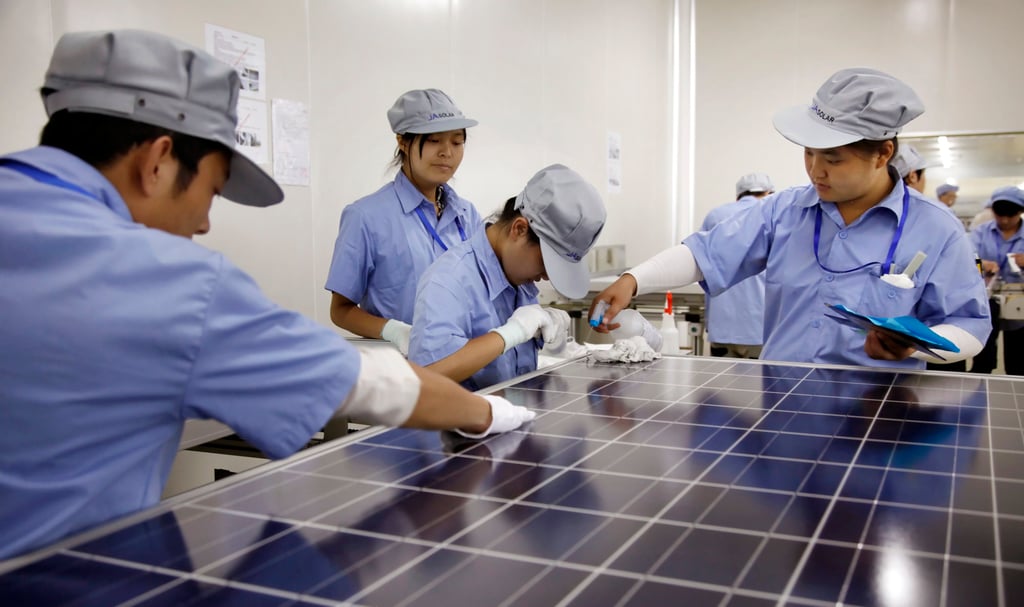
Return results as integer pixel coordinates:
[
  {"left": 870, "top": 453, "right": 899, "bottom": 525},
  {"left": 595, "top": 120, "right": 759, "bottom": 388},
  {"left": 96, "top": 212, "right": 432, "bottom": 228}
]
[
  {"left": 0, "top": 0, "right": 677, "bottom": 329},
  {"left": 3, "top": 0, "right": 1024, "bottom": 323},
  {"left": 688, "top": 0, "right": 1024, "bottom": 231},
  {"left": 307, "top": 0, "right": 676, "bottom": 323}
]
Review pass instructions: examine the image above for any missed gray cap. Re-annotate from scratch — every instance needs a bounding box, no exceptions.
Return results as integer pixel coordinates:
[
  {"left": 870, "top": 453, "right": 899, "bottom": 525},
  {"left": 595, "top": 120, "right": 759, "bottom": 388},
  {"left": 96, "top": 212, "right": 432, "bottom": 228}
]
[
  {"left": 772, "top": 67, "right": 924, "bottom": 149},
  {"left": 735, "top": 172, "right": 774, "bottom": 197},
  {"left": 514, "top": 164, "right": 606, "bottom": 299},
  {"left": 891, "top": 144, "right": 937, "bottom": 178},
  {"left": 936, "top": 183, "right": 960, "bottom": 198},
  {"left": 41, "top": 29, "right": 282, "bottom": 207},
  {"left": 387, "top": 88, "right": 478, "bottom": 135}
]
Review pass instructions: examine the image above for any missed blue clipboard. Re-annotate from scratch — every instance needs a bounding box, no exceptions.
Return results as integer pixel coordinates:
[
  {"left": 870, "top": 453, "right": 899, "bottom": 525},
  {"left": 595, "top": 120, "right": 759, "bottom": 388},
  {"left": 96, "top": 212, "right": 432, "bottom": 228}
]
[{"left": 824, "top": 303, "right": 960, "bottom": 361}]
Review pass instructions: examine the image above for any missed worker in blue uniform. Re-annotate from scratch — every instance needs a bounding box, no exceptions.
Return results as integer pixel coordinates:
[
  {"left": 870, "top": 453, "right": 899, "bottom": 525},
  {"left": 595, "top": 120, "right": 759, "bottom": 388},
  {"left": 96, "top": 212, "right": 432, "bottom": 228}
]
[
  {"left": 936, "top": 183, "right": 959, "bottom": 210},
  {"left": 700, "top": 172, "right": 774, "bottom": 358},
  {"left": 0, "top": 29, "right": 533, "bottom": 562},
  {"left": 325, "top": 89, "right": 483, "bottom": 355},
  {"left": 969, "top": 186, "right": 1024, "bottom": 375},
  {"left": 593, "top": 67, "right": 990, "bottom": 369},
  {"left": 408, "top": 164, "right": 605, "bottom": 390}
]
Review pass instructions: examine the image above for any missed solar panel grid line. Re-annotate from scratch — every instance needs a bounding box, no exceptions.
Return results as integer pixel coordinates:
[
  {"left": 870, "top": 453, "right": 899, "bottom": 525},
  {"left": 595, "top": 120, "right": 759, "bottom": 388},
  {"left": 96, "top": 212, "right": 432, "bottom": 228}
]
[
  {"left": 324, "top": 379, "right": 690, "bottom": 606},
  {"left": 314, "top": 420, "right": 655, "bottom": 606},
  {"left": 985, "top": 386, "right": 1009, "bottom": 607},
  {"left": 773, "top": 371, "right": 897, "bottom": 606},
  {"left": 78, "top": 548, "right": 339, "bottom": 607},
  {"left": 835, "top": 394, "right": 943, "bottom": 607},
  {"left": 550, "top": 360, "right": 819, "bottom": 606},
  {"left": 940, "top": 425, "right": 964, "bottom": 607}
]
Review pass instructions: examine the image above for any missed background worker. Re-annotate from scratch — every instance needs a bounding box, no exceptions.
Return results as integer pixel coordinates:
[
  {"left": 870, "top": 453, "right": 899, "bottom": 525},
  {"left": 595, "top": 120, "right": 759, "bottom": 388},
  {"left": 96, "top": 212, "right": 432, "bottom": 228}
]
[
  {"left": 592, "top": 68, "right": 989, "bottom": 369},
  {"left": 0, "top": 29, "right": 533, "bottom": 561},
  {"left": 936, "top": 183, "right": 959, "bottom": 209},
  {"left": 699, "top": 172, "right": 774, "bottom": 358},
  {"left": 326, "top": 89, "right": 483, "bottom": 355},
  {"left": 969, "top": 186, "right": 1024, "bottom": 375}
]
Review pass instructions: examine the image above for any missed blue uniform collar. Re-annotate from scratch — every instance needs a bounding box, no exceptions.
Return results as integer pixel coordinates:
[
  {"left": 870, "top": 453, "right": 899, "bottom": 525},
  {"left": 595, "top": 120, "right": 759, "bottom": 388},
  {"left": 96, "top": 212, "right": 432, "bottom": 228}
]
[
  {"left": 797, "top": 169, "right": 908, "bottom": 223},
  {"left": 393, "top": 170, "right": 467, "bottom": 217},
  {"left": 984, "top": 218, "right": 1024, "bottom": 240},
  {"left": 2, "top": 147, "right": 133, "bottom": 222},
  {"left": 470, "top": 227, "right": 539, "bottom": 302}
]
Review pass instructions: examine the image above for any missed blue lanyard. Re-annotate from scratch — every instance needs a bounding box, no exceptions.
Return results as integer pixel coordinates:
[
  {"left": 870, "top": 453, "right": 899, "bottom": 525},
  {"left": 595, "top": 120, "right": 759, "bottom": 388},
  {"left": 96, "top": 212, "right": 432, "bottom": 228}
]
[
  {"left": 0, "top": 159, "right": 100, "bottom": 201},
  {"left": 813, "top": 186, "right": 910, "bottom": 276},
  {"left": 414, "top": 206, "right": 466, "bottom": 252}
]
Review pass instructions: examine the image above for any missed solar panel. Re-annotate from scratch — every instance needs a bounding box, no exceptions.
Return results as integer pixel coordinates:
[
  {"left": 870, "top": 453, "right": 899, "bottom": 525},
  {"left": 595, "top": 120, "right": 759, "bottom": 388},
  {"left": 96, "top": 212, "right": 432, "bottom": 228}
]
[{"left": 2, "top": 356, "right": 1022, "bottom": 606}]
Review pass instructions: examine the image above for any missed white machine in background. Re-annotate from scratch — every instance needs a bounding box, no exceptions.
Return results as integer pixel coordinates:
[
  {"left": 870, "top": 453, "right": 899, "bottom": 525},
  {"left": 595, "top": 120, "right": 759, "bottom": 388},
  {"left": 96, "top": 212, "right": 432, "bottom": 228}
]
[{"left": 994, "top": 283, "right": 1024, "bottom": 320}]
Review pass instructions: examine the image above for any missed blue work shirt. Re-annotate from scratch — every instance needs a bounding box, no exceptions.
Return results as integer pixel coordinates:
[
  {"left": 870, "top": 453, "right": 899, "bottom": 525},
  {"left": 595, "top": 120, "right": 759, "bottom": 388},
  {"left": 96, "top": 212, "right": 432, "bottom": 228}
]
[
  {"left": 970, "top": 218, "right": 1024, "bottom": 330},
  {"left": 700, "top": 195, "right": 766, "bottom": 346},
  {"left": 325, "top": 171, "right": 483, "bottom": 324},
  {"left": 0, "top": 147, "right": 359, "bottom": 559},
  {"left": 408, "top": 227, "right": 540, "bottom": 390},
  {"left": 684, "top": 178, "right": 990, "bottom": 368}
]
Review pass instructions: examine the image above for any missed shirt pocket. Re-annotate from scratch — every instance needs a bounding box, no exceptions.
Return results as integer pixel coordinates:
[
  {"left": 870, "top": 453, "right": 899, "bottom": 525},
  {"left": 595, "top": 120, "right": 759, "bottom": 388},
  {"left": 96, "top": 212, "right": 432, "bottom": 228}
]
[{"left": 854, "top": 270, "right": 921, "bottom": 319}]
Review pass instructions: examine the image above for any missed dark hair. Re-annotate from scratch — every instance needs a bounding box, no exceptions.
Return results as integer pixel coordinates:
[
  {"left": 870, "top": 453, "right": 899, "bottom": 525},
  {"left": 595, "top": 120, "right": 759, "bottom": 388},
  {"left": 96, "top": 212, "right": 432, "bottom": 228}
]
[
  {"left": 847, "top": 137, "right": 898, "bottom": 163},
  {"left": 992, "top": 199, "right": 1024, "bottom": 217},
  {"left": 492, "top": 196, "right": 540, "bottom": 243},
  {"left": 39, "top": 110, "right": 230, "bottom": 194},
  {"left": 389, "top": 129, "right": 468, "bottom": 169},
  {"left": 737, "top": 190, "right": 771, "bottom": 200},
  {"left": 902, "top": 168, "right": 924, "bottom": 185}
]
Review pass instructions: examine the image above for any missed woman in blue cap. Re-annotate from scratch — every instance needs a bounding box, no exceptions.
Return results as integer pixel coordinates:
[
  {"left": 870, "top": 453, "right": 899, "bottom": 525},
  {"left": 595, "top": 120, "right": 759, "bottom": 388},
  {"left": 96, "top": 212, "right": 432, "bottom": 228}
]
[
  {"left": 968, "top": 186, "right": 1024, "bottom": 375},
  {"left": 593, "top": 68, "right": 990, "bottom": 369},
  {"left": 326, "top": 89, "right": 483, "bottom": 354},
  {"left": 408, "top": 164, "right": 606, "bottom": 390}
]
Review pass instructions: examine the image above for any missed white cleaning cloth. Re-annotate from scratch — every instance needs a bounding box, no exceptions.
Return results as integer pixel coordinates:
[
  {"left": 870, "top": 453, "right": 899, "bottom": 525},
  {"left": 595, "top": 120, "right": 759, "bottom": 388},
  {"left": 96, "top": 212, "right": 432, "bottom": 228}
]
[{"left": 590, "top": 336, "right": 661, "bottom": 363}]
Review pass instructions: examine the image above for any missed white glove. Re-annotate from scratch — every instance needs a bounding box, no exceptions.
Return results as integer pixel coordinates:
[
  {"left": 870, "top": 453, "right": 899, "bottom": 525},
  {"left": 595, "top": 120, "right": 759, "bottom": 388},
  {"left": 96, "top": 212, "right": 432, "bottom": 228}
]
[
  {"left": 456, "top": 394, "right": 536, "bottom": 439},
  {"left": 381, "top": 319, "right": 411, "bottom": 356},
  {"left": 540, "top": 308, "right": 571, "bottom": 353},
  {"left": 625, "top": 335, "right": 658, "bottom": 362},
  {"left": 591, "top": 336, "right": 659, "bottom": 363},
  {"left": 489, "top": 304, "right": 553, "bottom": 353}
]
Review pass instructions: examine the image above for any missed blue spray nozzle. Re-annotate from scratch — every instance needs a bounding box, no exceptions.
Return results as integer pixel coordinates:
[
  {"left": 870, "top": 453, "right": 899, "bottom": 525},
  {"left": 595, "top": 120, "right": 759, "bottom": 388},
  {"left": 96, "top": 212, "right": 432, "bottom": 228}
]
[{"left": 589, "top": 300, "right": 609, "bottom": 327}]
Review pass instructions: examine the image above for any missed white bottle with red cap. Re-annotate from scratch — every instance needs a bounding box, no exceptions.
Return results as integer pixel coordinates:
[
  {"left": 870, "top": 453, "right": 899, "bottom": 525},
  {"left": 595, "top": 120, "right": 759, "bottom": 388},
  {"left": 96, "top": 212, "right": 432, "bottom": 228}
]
[{"left": 660, "top": 292, "right": 681, "bottom": 355}]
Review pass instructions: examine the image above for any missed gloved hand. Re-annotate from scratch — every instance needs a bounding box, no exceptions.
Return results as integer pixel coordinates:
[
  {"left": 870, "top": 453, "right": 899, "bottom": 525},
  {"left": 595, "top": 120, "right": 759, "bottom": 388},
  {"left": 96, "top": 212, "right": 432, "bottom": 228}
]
[
  {"left": 381, "top": 319, "right": 411, "bottom": 356},
  {"left": 540, "top": 307, "right": 571, "bottom": 353},
  {"left": 625, "top": 335, "right": 659, "bottom": 362},
  {"left": 591, "top": 336, "right": 659, "bottom": 363},
  {"left": 456, "top": 394, "right": 536, "bottom": 439},
  {"left": 489, "top": 304, "right": 553, "bottom": 353}
]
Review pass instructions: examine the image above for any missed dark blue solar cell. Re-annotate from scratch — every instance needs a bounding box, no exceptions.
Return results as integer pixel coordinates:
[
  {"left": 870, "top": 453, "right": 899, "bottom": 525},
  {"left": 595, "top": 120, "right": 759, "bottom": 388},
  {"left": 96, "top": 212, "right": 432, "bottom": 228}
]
[
  {"left": 950, "top": 512, "right": 997, "bottom": 560},
  {"left": 839, "top": 466, "right": 885, "bottom": 501},
  {"left": 790, "top": 543, "right": 856, "bottom": 602},
  {"left": 0, "top": 554, "right": 176, "bottom": 606},
  {"left": 738, "top": 538, "right": 808, "bottom": 593},
  {"left": 700, "top": 487, "right": 790, "bottom": 532}
]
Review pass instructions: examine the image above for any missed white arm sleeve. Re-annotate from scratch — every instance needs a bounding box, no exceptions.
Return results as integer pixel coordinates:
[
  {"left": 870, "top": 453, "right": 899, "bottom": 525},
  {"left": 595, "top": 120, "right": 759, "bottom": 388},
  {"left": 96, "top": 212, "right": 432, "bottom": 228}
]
[
  {"left": 624, "top": 244, "right": 704, "bottom": 296},
  {"left": 910, "top": 324, "right": 984, "bottom": 364},
  {"left": 337, "top": 347, "right": 421, "bottom": 426}
]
